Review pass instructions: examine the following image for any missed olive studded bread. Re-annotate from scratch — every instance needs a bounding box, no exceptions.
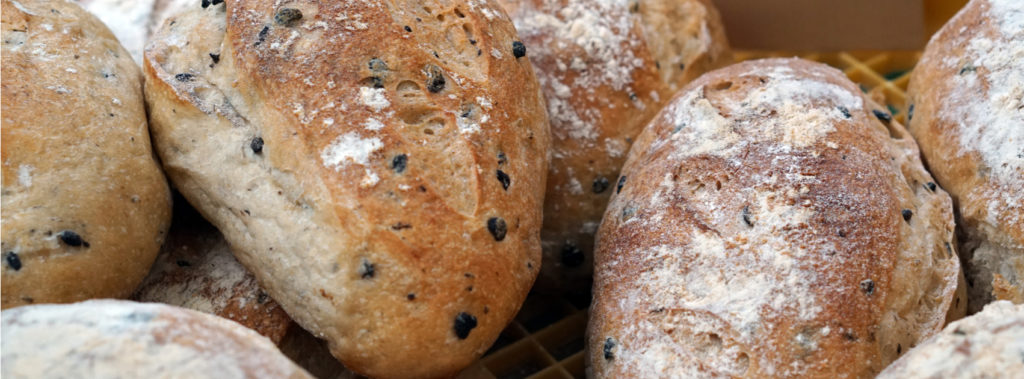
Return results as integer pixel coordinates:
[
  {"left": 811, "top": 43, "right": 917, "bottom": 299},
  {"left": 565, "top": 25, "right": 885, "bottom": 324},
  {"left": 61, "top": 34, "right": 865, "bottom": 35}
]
[
  {"left": 1, "top": 0, "right": 172, "bottom": 309},
  {"left": 588, "top": 59, "right": 964, "bottom": 378},
  {"left": 0, "top": 300, "right": 311, "bottom": 379},
  {"left": 497, "top": 0, "right": 729, "bottom": 294},
  {"left": 133, "top": 198, "right": 292, "bottom": 344},
  {"left": 876, "top": 300, "right": 1024, "bottom": 378},
  {"left": 906, "top": 0, "right": 1024, "bottom": 312},
  {"left": 133, "top": 199, "right": 353, "bottom": 378},
  {"left": 143, "top": 1, "right": 550, "bottom": 377}
]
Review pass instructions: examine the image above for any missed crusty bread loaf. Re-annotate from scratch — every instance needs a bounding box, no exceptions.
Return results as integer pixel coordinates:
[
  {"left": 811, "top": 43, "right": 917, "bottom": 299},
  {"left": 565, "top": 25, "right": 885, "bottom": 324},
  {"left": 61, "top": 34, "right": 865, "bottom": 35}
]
[
  {"left": 588, "top": 58, "right": 964, "bottom": 377},
  {"left": 498, "top": 0, "right": 729, "bottom": 293},
  {"left": 134, "top": 197, "right": 292, "bottom": 343},
  {"left": 906, "top": 0, "right": 1024, "bottom": 313},
  {"left": 877, "top": 300, "right": 1024, "bottom": 378},
  {"left": 0, "top": 300, "right": 311, "bottom": 378},
  {"left": 134, "top": 198, "right": 353, "bottom": 378},
  {"left": 143, "top": 1, "right": 550, "bottom": 377},
  {"left": 1, "top": 0, "right": 172, "bottom": 309}
]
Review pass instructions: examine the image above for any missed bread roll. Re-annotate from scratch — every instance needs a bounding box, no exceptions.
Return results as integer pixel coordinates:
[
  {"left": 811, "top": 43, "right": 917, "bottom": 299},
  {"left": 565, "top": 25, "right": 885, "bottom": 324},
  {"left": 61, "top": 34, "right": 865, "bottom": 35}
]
[
  {"left": 143, "top": 1, "right": 550, "bottom": 377},
  {"left": 0, "top": 300, "right": 311, "bottom": 378},
  {"left": 588, "top": 58, "right": 963, "bottom": 377},
  {"left": 906, "top": 0, "right": 1024, "bottom": 312},
  {"left": 1, "top": 0, "right": 172, "bottom": 309},
  {"left": 498, "top": 0, "right": 729, "bottom": 293},
  {"left": 134, "top": 198, "right": 292, "bottom": 343},
  {"left": 134, "top": 198, "right": 353, "bottom": 378},
  {"left": 877, "top": 300, "right": 1024, "bottom": 378}
]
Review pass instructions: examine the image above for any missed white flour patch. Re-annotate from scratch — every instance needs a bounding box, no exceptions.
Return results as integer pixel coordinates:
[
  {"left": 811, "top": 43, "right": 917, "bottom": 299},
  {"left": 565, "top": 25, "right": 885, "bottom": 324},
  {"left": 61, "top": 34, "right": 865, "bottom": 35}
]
[
  {"left": 321, "top": 133, "right": 382, "bottom": 170},
  {"left": 359, "top": 87, "right": 390, "bottom": 112}
]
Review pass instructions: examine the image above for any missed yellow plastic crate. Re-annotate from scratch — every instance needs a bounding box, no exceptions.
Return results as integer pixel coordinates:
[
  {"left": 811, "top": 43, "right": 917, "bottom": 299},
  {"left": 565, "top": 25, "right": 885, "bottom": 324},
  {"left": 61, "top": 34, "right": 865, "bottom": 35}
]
[{"left": 456, "top": 1, "right": 970, "bottom": 377}]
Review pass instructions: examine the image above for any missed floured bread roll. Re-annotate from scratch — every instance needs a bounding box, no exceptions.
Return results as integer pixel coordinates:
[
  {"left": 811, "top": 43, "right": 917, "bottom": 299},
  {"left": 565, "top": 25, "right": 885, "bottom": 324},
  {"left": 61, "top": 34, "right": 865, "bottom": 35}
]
[
  {"left": 143, "top": 1, "right": 550, "bottom": 377},
  {"left": 0, "top": 300, "right": 311, "bottom": 378},
  {"left": 877, "top": 300, "right": 1024, "bottom": 378},
  {"left": 497, "top": 0, "right": 730, "bottom": 294},
  {"left": 134, "top": 198, "right": 292, "bottom": 343},
  {"left": 1, "top": 0, "right": 172, "bottom": 309},
  {"left": 588, "top": 59, "right": 963, "bottom": 378},
  {"left": 906, "top": 0, "right": 1024, "bottom": 312},
  {"left": 134, "top": 199, "right": 352, "bottom": 378}
]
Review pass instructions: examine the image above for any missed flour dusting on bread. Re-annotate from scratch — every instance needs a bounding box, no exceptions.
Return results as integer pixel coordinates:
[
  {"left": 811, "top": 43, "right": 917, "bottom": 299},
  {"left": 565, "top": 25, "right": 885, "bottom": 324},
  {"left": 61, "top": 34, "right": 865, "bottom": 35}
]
[
  {"left": 661, "top": 65, "right": 863, "bottom": 159},
  {"left": 941, "top": 0, "right": 1024, "bottom": 227},
  {"left": 1, "top": 301, "right": 308, "bottom": 378},
  {"left": 512, "top": 0, "right": 642, "bottom": 143}
]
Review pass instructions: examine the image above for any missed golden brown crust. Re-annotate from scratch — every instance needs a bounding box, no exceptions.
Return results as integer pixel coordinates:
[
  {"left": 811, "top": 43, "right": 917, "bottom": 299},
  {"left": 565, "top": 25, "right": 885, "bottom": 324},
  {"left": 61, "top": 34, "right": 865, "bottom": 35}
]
[
  {"left": 133, "top": 199, "right": 292, "bottom": 344},
  {"left": 907, "top": 0, "right": 1024, "bottom": 313},
  {"left": 143, "top": 1, "right": 549, "bottom": 377},
  {"left": 1, "top": 300, "right": 312, "bottom": 378},
  {"left": 588, "top": 59, "right": 960, "bottom": 378},
  {"left": 498, "top": 0, "right": 729, "bottom": 294},
  {"left": 0, "top": 0, "right": 172, "bottom": 309}
]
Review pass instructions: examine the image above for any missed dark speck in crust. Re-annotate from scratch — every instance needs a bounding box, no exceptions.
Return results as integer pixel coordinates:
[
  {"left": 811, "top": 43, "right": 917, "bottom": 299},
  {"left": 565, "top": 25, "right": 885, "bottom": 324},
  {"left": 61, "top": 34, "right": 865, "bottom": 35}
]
[
  {"left": 902, "top": 209, "right": 913, "bottom": 222},
  {"left": 176, "top": 260, "right": 191, "bottom": 267},
  {"left": 487, "top": 217, "right": 507, "bottom": 241},
  {"left": 838, "top": 106, "right": 852, "bottom": 119},
  {"left": 250, "top": 137, "right": 264, "bottom": 154},
  {"left": 742, "top": 206, "right": 753, "bottom": 227},
  {"left": 404, "top": 25, "right": 412, "bottom": 32},
  {"left": 174, "top": 73, "right": 194, "bottom": 82},
  {"left": 359, "top": 258, "right": 375, "bottom": 279},
  {"left": 604, "top": 337, "right": 616, "bottom": 360},
  {"left": 209, "top": 53, "right": 220, "bottom": 64},
  {"left": 254, "top": 26, "right": 269, "bottom": 46},
  {"left": 274, "top": 8, "right": 303, "bottom": 27},
  {"left": 425, "top": 64, "right": 445, "bottom": 93},
  {"left": 860, "top": 279, "right": 875, "bottom": 295},
  {"left": 57, "top": 230, "right": 88, "bottom": 248},
  {"left": 202, "top": 0, "right": 211, "bottom": 8},
  {"left": 6, "top": 252, "right": 22, "bottom": 271},
  {"left": 407, "top": 293, "right": 416, "bottom": 300},
  {"left": 873, "top": 109, "right": 892, "bottom": 123},
  {"left": 561, "top": 243, "right": 585, "bottom": 267},
  {"left": 926, "top": 181, "right": 937, "bottom": 192},
  {"left": 511, "top": 41, "right": 526, "bottom": 58},
  {"left": 497, "top": 152, "right": 508, "bottom": 165},
  {"left": 592, "top": 176, "right": 610, "bottom": 194},
  {"left": 392, "top": 154, "right": 407, "bottom": 173},
  {"left": 453, "top": 312, "right": 477, "bottom": 339},
  {"left": 907, "top": 104, "right": 915, "bottom": 121},
  {"left": 616, "top": 175, "right": 627, "bottom": 194},
  {"left": 496, "top": 170, "right": 511, "bottom": 190}
]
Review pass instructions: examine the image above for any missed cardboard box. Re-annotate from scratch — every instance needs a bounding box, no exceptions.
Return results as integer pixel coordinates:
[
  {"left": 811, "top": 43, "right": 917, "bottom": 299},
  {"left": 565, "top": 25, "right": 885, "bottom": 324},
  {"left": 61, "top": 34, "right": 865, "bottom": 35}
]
[{"left": 710, "top": 0, "right": 966, "bottom": 51}]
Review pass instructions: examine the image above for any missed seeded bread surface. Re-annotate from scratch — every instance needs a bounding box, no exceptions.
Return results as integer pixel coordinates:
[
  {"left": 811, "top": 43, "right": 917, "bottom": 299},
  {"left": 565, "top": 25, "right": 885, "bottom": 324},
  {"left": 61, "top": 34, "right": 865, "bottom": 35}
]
[
  {"left": 588, "top": 58, "right": 964, "bottom": 378},
  {"left": 143, "top": 1, "right": 551, "bottom": 377},
  {"left": 907, "top": 0, "right": 1024, "bottom": 312},
  {"left": 497, "top": 0, "right": 729, "bottom": 294},
  {"left": 1, "top": 0, "right": 172, "bottom": 309}
]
